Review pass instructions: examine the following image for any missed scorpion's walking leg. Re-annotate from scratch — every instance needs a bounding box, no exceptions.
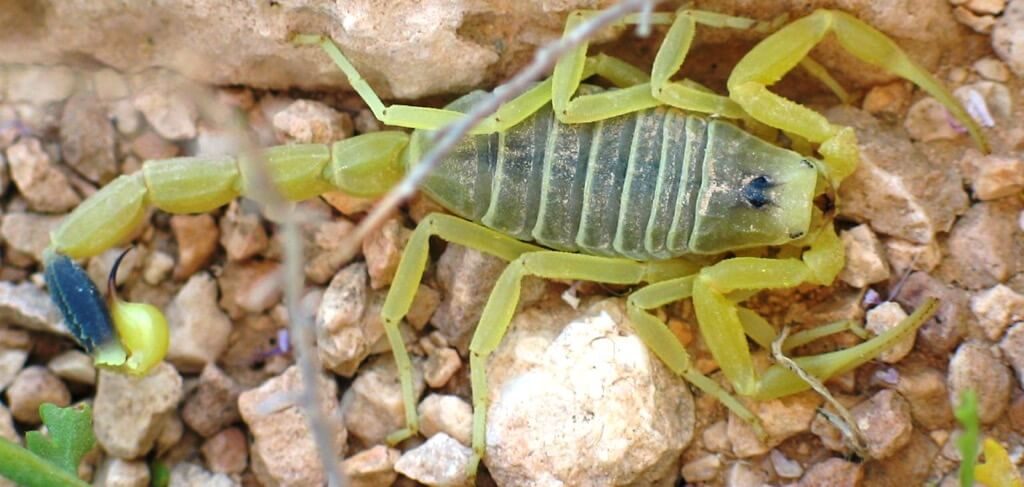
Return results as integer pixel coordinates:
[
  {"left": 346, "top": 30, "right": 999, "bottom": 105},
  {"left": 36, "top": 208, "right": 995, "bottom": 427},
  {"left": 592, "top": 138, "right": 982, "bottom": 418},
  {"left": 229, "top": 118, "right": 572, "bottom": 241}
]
[
  {"left": 551, "top": 9, "right": 778, "bottom": 123},
  {"left": 727, "top": 8, "right": 989, "bottom": 176},
  {"left": 379, "top": 214, "right": 543, "bottom": 444},
  {"left": 295, "top": 35, "right": 554, "bottom": 134},
  {"left": 466, "top": 253, "right": 698, "bottom": 473}
]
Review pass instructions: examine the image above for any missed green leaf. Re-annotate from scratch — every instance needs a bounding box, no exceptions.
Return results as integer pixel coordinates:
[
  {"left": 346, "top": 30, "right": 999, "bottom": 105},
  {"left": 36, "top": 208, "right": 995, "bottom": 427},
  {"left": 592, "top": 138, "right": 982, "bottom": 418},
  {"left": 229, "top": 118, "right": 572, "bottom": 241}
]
[
  {"left": 954, "top": 389, "right": 980, "bottom": 487},
  {"left": 25, "top": 403, "right": 96, "bottom": 475},
  {"left": 150, "top": 461, "right": 170, "bottom": 487}
]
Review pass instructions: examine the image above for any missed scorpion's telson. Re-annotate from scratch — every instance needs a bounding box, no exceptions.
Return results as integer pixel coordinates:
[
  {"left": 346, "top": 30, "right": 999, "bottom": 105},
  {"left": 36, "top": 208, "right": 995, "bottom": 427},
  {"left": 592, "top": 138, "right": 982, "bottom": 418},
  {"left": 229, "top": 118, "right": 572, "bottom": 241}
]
[{"left": 45, "top": 6, "right": 986, "bottom": 477}]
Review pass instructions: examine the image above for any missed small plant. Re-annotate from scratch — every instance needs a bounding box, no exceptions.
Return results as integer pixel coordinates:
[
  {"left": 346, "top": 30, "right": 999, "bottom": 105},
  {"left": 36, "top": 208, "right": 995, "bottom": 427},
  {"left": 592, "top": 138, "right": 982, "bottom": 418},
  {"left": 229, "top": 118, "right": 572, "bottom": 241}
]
[
  {"left": 0, "top": 403, "right": 94, "bottom": 487},
  {"left": 955, "top": 389, "right": 1023, "bottom": 487}
]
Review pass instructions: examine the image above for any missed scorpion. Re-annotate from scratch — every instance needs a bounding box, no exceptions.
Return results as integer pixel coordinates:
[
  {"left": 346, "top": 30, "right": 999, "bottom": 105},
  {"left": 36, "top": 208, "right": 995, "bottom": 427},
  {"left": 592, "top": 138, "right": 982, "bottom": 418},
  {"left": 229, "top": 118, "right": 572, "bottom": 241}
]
[{"left": 43, "top": 6, "right": 985, "bottom": 476}]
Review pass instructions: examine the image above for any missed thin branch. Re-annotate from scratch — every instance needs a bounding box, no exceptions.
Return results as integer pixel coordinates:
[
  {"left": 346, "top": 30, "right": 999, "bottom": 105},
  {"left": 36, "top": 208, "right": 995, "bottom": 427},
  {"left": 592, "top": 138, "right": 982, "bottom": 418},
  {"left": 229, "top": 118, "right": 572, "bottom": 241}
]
[{"left": 338, "top": 0, "right": 661, "bottom": 258}]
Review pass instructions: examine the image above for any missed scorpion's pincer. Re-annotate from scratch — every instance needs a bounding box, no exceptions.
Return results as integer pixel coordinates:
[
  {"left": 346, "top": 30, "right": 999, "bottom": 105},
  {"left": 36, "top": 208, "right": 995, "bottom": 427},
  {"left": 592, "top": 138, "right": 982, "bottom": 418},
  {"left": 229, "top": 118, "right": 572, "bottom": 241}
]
[{"left": 43, "top": 248, "right": 168, "bottom": 375}]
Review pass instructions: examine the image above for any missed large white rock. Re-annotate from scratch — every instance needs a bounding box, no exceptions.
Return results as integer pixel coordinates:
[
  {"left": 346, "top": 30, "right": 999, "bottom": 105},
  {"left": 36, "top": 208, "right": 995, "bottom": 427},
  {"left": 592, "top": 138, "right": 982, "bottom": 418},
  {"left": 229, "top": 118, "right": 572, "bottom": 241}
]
[{"left": 485, "top": 299, "right": 694, "bottom": 486}]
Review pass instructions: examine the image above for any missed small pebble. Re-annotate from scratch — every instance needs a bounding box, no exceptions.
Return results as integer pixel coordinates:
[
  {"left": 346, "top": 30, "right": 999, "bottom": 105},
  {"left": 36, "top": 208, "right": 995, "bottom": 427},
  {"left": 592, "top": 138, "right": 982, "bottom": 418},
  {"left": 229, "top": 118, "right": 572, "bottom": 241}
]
[
  {"left": 948, "top": 341, "right": 1012, "bottom": 424},
  {"left": 361, "top": 216, "right": 411, "bottom": 289},
  {"left": 219, "top": 201, "right": 268, "bottom": 261},
  {"left": 218, "top": 260, "right": 282, "bottom": 316},
  {"left": 770, "top": 449, "right": 803, "bottom": 478},
  {"left": 93, "top": 68, "right": 129, "bottom": 100},
  {"left": 6, "top": 137, "right": 81, "bottom": 213},
  {"left": 0, "top": 348, "right": 28, "bottom": 392},
  {"left": 171, "top": 214, "right": 219, "bottom": 280},
  {"left": 6, "top": 65, "right": 76, "bottom": 104},
  {"left": 238, "top": 366, "right": 346, "bottom": 487},
  {"left": 1000, "top": 322, "right": 1024, "bottom": 390},
  {"left": 130, "top": 130, "right": 180, "bottom": 161},
  {"left": 994, "top": 0, "right": 1024, "bottom": 77},
  {"left": 316, "top": 263, "right": 379, "bottom": 376},
  {"left": 132, "top": 85, "right": 198, "bottom": 141},
  {"left": 953, "top": 6, "right": 996, "bottom": 33},
  {"left": 272, "top": 99, "right": 353, "bottom": 144},
  {"left": 181, "top": 364, "right": 242, "bottom": 438},
  {"left": 966, "top": 0, "right": 1007, "bottom": 15},
  {"left": 394, "top": 433, "right": 473, "bottom": 487},
  {"left": 340, "top": 445, "right": 400, "bottom": 487},
  {"left": 852, "top": 389, "right": 913, "bottom": 459},
  {"left": 0, "top": 212, "right": 64, "bottom": 263},
  {"left": 423, "top": 342, "right": 461, "bottom": 389},
  {"left": 974, "top": 57, "right": 1011, "bottom": 81},
  {"left": 168, "top": 462, "right": 235, "bottom": 487},
  {"left": 47, "top": 350, "right": 96, "bottom": 385},
  {"left": 200, "top": 427, "right": 248, "bottom": 474},
  {"left": 321, "top": 191, "right": 375, "bottom": 215},
  {"left": 725, "top": 462, "right": 766, "bottom": 487},
  {"left": 681, "top": 454, "right": 721, "bottom": 483},
  {"left": 165, "top": 273, "right": 232, "bottom": 373},
  {"left": 895, "top": 360, "right": 954, "bottom": 430},
  {"left": 963, "top": 153, "right": 1024, "bottom": 201},
  {"left": 305, "top": 218, "right": 357, "bottom": 284},
  {"left": 728, "top": 391, "right": 821, "bottom": 458},
  {"left": 970, "top": 284, "right": 1024, "bottom": 340},
  {"left": 155, "top": 414, "right": 183, "bottom": 456},
  {"left": 93, "top": 363, "right": 183, "bottom": 458},
  {"left": 838, "top": 224, "right": 890, "bottom": 288},
  {"left": 5, "top": 366, "right": 71, "bottom": 424},
  {"left": 861, "top": 81, "right": 910, "bottom": 115},
  {"left": 904, "top": 97, "right": 962, "bottom": 143},
  {"left": 406, "top": 284, "right": 441, "bottom": 330},
  {"left": 93, "top": 458, "right": 150, "bottom": 487},
  {"left": 143, "top": 250, "right": 175, "bottom": 285},
  {"left": 866, "top": 302, "right": 914, "bottom": 363},
  {"left": 0, "top": 281, "right": 71, "bottom": 337},
  {"left": 60, "top": 91, "right": 118, "bottom": 184},
  {"left": 418, "top": 394, "right": 472, "bottom": 446},
  {"left": 798, "top": 458, "right": 863, "bottom": 487},
  {"left": 702, "top": 420, "right": 730, "bottom": 453},
  {"left": 341, "top": 356, "right": 425, "bottom": 445}
]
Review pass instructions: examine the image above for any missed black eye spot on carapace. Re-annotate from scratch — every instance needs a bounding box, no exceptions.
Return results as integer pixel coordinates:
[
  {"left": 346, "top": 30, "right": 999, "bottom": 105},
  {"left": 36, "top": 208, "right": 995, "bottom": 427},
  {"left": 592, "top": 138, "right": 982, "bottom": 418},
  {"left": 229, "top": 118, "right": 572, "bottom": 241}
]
[{"left": 741, "top": 175, "right": 773, "bottom": 209}]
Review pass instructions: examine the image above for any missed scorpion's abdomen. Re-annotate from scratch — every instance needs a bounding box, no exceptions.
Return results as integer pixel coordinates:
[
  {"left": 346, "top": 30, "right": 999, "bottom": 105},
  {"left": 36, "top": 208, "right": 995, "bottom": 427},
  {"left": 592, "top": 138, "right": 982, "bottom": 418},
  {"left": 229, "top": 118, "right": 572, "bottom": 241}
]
[{"left": 410, "top": 91, "right": 817, "bottom": 260}]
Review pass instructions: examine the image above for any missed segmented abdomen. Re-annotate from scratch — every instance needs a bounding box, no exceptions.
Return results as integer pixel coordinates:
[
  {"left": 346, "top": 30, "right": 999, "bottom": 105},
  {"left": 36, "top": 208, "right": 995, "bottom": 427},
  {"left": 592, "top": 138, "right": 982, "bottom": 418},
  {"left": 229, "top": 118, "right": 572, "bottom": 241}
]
[{"left": 413, "top": 92, "right": 721, "bottom": 260}]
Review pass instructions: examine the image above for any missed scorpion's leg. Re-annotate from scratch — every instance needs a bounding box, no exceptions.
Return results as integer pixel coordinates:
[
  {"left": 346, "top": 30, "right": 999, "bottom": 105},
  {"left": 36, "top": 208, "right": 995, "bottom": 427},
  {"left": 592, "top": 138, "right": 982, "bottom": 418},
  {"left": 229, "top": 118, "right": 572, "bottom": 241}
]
[
  {"left": 691, "top": 226, "right": 939, "bottom": 401},
  {"left": 727, "top": 8, "right": 988, "bottom": 181},
  {"left": 626, "top": 274, "right": 764, "bottom": 434},
  {"left": 294, "top": 35, "right": 552, "bottom": 134},
  {"left": 736, "top": 306, "right": 867, "bottom": 353},
  {"left": 379, "top": 214, "right": 543, "bottom": 444},
  {"left": 551, "top": 9, "right": 773, "bottom": 123},
  {"left": 466, "top": 252, "right": 697, "bottom": 472}
]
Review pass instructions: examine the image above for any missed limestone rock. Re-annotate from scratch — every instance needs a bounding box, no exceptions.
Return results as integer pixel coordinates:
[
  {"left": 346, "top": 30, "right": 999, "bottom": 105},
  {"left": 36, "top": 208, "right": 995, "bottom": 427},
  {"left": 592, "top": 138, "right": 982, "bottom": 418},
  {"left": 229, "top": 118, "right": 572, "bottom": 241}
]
[
  {"left": 993, "top": 0, "right": 1024, "bottom": 77},
  {"left": 165, "top": 273, "right": 232, "bottom": 373},
  {"left": 418, "top": 394, "right": 472, "bottom": 446},
  {"left": 316, "top": 262, "right": 380, "bottom": 377},
  {"left": 394, "top": 433, "right": 473, "bottom": 487},
  {"left": 0, "top": 212, "right": 63, "bottom": 263},
  {"left": 798, "top": 458, "right": 863, "bottom": 487},
  {"left": 0, "top": 281, "right": 71, "bottom": 337},
  {"left": 5, "top": 366, "right": 70, "bottom": 424},
  {"left": 939, "top": 200, "right": 1024, "bottom": 289},
  {"left": 828, "top": 107, "right": 968, "bottom": 244},
  {"left": 272, "top": 99, "right": 353, "bottom": 143},
  {"left": 94, "top": 363, "right": 183, "bottom": 458},
  {"left": 238, "top": 366, "right": 346, "bottom": 487},
  {"left": 200, "top": 427, "right": 248, "bottom": 474},
  {"left": 485, "top": 299, "right": 693, "bottom": 486},
  {"left": 181, "top": 364, "right": 242, "bottom": 438},
  {"left": 838, "top": 224, "right": 890, "bottom": 288},
  {"left": 60, "top": 91, "right": 118, "bottom": 184},
  {"left": 6, "top": 137, "right": 80, "bottom": 213},
  {"left": 948, "top": 341, "right": 1012, "bottom": 424},
  {"left": 727, "top": 391, "right": 821, "bottom": 458},
  {"left": 866, "top": 302, "right": 914, "bottom": 363},
  {"left": 970, "top": 284, "right": 1024, "bottom": 340},
  {"left": 47, "top": 350, "right": 96, "bottom": 385},
  {"left": 851, "top": 390, "right": 913, "bottom": 459},
  {"left": 361, "top": 216, "right": 410, "bottom": 290},
  {"left": 894, "top": 272, "right": 969, "bottom": 356},
  {"left": 93, "top": 458, "right": 150, "bottom": 487},
  {"left": 340, "top": 445, "right": 399, "bottom": 487},
  {"left": 170, "top": 214, "right": 219, "bottom": 280},
  {"left": 168, "top": 462, "right": 237, "bottom": 487},
  {"left": 341, "top": 355, "right": 424, "bottom": 445}
]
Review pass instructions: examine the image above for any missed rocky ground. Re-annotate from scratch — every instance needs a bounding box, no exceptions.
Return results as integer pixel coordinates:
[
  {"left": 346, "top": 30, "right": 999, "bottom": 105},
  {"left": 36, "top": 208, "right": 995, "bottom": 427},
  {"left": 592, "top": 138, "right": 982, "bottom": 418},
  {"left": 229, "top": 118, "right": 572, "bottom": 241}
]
[{"left": 1, "top": 0, "right": 1024, "bottom": 486}]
